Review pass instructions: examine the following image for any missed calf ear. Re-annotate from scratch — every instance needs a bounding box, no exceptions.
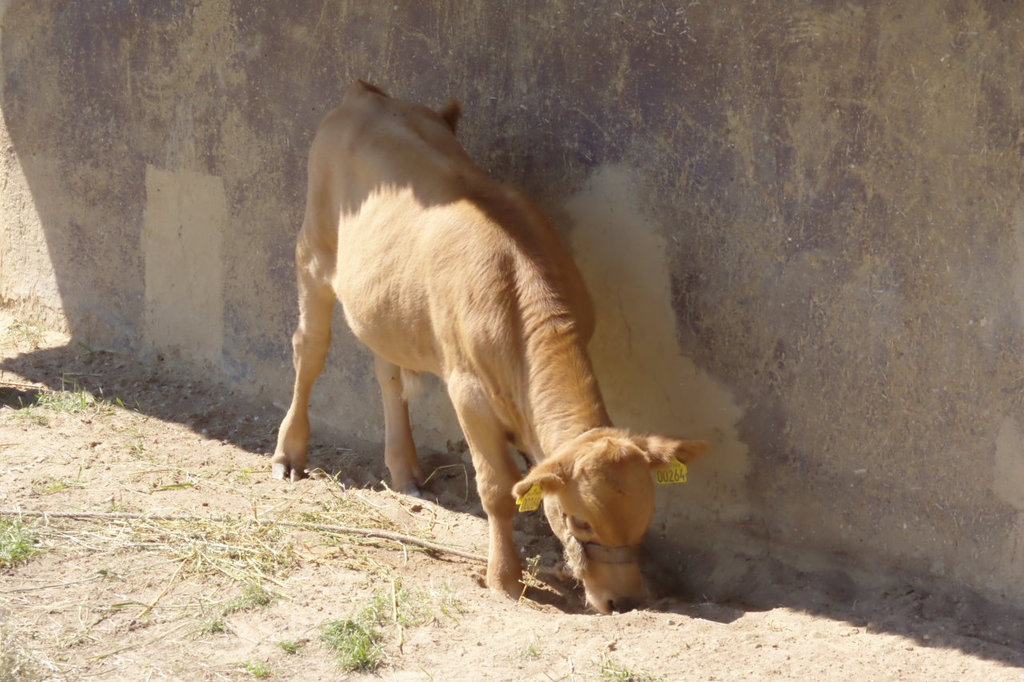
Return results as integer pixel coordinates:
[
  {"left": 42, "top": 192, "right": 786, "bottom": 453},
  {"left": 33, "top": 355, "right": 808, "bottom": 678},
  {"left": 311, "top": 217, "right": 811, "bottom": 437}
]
[
  {"left": 512, "top": 457, "right": 568, "bottom": 500},
  {"left": 439, "top": 100, "right": 461, "bottom": 132},
  {"left": 635, "top": 435, "right": 708, "bottom": 467}
]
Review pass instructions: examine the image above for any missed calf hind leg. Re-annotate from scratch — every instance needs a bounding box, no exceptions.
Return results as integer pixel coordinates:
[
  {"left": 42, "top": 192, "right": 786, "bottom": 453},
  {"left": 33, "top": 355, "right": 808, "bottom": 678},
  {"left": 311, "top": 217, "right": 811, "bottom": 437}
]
[
  {"left": 272, "top": 256, "right": 335, "bottom": 482},
  {"left": 373, "top": 355, "right": 425, "bottom": 495}
]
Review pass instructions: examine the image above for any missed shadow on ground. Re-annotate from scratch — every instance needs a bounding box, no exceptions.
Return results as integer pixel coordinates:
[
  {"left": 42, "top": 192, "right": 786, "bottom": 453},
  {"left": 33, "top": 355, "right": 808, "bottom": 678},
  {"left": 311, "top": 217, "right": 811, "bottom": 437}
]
[{"left": 2, "top": 340, "right": 1023, "bottom": 670}]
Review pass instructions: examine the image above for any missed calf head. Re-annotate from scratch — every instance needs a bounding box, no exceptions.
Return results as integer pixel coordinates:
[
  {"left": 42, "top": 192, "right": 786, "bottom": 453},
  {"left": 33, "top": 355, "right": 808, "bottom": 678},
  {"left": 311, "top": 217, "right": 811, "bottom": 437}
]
[{"left": 513, "top": 427, "right": 707, "bottom": 614}]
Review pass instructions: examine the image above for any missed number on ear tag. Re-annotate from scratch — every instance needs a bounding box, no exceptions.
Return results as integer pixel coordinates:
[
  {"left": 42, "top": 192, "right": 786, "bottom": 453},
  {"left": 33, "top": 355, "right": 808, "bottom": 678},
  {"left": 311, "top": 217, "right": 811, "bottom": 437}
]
[
  {"left": 655, "top": 460, "right": 688, "bottom": 485},
  {"left": 516, "top": 483, "right": 543, "bottom": 512}
]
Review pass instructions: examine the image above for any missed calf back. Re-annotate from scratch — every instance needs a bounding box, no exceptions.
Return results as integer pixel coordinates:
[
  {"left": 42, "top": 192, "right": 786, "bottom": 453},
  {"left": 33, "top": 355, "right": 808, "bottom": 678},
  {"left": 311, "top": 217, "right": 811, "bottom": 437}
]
[{"left": 306, "top": 81, "right": 594, "bottom": 404}]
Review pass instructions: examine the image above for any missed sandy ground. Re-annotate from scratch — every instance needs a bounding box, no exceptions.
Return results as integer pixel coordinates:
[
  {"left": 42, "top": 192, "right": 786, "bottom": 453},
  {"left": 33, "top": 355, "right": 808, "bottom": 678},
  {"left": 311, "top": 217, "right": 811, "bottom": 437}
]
[{"left": 1, "top": 313, "right": 1023, "bottom": 681}]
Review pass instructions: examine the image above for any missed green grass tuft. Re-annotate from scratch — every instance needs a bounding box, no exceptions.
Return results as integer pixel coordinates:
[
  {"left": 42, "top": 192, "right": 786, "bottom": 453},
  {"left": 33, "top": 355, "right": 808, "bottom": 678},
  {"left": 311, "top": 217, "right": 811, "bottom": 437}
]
[
  {"left": 198, "top": 616, "right": 231, "bottom": 636},
  {"left": 242, "top": 659, "right": 271, "bottom": 678},
  {"left": 358, "top": 584, "right": 431, "bottom": 628},
  {"left": 318, "top": 581, "right": 434, "bottom": 672},
  {"left": 321, "top": 619, "right": 382, "bottom": 672},
  {"left": 30, "top": 469, "right": 84, "bottom": 495},
  {"left": 0, "top": 518, "right": 37, "bottom": 567},
  {"left": 277, "top": 639, "right": 302, "bottom": 655},
  {"left": 598, "top": 657, "right": 665, "bottom": 682},
  {"left": 224, "top": 582, "right": 274, "bottom": 614}
]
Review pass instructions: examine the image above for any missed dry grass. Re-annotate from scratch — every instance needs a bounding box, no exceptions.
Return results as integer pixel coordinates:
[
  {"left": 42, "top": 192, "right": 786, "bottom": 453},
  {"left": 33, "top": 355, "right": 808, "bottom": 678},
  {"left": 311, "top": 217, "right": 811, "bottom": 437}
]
[
  {"left": 2, "top": 504, "right": 484, "bottom": 570},
  {"left": 0, "top": 478, "right": 485, "bottom": 677},
  {"left": 0, "top": 326, "right": 489, "bottom": 677},
  {"left": 0, "top": 620, "right": 59, "bottom": 682}
]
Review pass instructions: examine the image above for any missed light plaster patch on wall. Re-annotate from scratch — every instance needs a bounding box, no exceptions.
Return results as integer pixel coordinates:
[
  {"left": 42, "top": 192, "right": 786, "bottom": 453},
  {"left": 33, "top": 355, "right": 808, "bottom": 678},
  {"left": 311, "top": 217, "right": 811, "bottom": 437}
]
[
  {"left": 994, "top": 416, "right": 1024, "bottom": 511},
  {"left": 994, "top": 415, "right": 1024, "bottom": 594},
  {"left": 1000, "top": 198, "right": 1024, "bottom": 572},
  {"left": 1004, "top": 514, "right": 1024, "bottom": 590},
  {"left": 1013, "top": 197, "right": 1024, "bottom": 312},
  {"left": 142, "top": 165, "right": 225, "bottom": 366},
  {"left": 565, "top": 165, "right": 750, "bottom": 522}
]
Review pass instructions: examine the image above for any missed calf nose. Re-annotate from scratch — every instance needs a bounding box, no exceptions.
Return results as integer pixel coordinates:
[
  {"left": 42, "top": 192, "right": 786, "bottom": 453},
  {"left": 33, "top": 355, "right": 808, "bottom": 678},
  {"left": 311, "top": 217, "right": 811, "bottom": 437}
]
[{"left": 606, "top": 596, "right": 641, "bottom": 614}]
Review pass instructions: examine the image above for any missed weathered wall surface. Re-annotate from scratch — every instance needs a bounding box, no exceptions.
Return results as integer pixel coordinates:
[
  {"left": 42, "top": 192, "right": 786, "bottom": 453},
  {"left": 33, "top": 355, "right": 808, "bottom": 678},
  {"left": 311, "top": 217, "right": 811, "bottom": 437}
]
[{"left": 2, "top": 1, "right": 1023, "bottom": 608}]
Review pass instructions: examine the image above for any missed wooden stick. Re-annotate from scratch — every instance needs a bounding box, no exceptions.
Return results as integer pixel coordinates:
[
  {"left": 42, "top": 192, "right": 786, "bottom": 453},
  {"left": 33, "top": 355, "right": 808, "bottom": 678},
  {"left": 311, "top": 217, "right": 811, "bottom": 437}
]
[{"left": 0, "top": 379, "right": 44, "bottom": 391}]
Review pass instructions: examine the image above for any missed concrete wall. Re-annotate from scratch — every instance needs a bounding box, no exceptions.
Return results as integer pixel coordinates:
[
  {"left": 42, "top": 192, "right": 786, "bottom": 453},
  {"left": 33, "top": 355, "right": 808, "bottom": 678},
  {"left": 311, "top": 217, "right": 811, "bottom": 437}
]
[{"left": 2, "top": 1, "right": 1023, "bottom": 608}]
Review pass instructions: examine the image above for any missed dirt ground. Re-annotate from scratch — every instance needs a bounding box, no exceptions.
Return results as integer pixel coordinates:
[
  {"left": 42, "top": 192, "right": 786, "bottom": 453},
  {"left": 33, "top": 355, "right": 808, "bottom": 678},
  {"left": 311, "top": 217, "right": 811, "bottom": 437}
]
[{"left": 1, "top": 313, "right": 1022, "bottom": 681}]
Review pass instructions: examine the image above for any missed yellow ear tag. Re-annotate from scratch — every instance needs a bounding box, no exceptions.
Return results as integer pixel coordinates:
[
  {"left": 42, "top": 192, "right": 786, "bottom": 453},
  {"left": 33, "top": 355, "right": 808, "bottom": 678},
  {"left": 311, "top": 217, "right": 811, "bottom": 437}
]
[
  {"left": 655, "top": 460, "right": 688, "bottom": 485},
  {"left": 516, "top": 483, "right": 543, "bottom": 512}
]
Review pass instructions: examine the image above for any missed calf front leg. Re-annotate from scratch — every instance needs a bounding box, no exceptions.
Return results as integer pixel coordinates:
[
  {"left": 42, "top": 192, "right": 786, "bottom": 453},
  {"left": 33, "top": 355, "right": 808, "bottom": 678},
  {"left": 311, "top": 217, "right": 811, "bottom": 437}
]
[
  {"left": 446, "top": 374, "right": 522, "bottom": 597},
  {"left": 273, "top": 251, "right": 335, "bottom": 482},
  {"left": 373, "top": 355, "right": 424, "bottom": 495}
]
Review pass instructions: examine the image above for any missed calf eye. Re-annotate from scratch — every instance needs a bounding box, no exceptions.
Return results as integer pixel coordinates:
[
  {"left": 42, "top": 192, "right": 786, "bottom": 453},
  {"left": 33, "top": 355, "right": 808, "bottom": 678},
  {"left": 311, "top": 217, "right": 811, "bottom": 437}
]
[{"left": 568, "top": 516, "right": 592, "bottom": 534}]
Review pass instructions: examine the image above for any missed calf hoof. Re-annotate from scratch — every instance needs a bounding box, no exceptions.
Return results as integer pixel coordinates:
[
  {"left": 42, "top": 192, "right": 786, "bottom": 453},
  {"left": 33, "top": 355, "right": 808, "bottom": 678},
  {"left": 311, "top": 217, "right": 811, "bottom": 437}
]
[
  {"left": 498, "top": 581, "right": 523, "bottom": 602},
  {"left": 272, "top": 462, "right": 307, "bottom": 482},
  {"left": 396, "top": 482, "right": 423, "bottom": 498},
  {"left": 487, "top": 572, "right": 524, "bottom": 601}
]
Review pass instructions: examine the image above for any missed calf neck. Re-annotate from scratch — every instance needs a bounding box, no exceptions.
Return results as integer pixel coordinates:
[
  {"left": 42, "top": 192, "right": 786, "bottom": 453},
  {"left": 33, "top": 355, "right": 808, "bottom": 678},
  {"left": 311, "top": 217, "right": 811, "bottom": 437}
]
[{"left": 273, "top": 81, "right": 707, "bottom": 613}]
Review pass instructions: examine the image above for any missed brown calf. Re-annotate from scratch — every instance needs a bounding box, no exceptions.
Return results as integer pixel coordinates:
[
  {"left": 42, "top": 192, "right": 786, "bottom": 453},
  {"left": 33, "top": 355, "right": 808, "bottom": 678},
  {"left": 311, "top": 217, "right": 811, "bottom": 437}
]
[{"left": 273, "top": 81, "right": 707, "bottom": 613}]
